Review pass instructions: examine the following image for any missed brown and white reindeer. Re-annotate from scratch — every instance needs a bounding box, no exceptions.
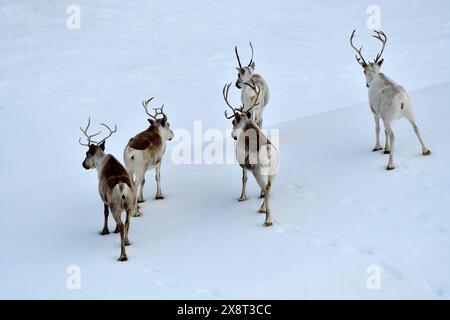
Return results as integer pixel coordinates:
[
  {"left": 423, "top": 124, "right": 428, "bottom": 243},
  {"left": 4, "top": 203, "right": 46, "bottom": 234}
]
[
  {"left": 234, "top": 42, "right": 270, "bottom": 128},
  {"left": 80, "top": 118, "right": 140, "bottom": 261},
  {"left": 350, "top": 30, "right": 431, "bottom": 170},
  {"left": 124, "top": 98, "right": 174, "bottom": 203},
  {"left": 223, "top": 80, "right": 279, "bottom": 227}
]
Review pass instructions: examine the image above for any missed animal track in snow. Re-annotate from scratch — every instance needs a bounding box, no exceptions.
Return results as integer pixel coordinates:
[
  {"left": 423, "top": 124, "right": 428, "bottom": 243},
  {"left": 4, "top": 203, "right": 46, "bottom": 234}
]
[
  {"left": 400, "top": 160, "right": 448, "bottom": 192},
  {"left": 278, "top": 178, "right": 317, "bottom": 200},
  {"left": 339, "top": 197, "right": 388, "bottom": 215},
  {"left": 132, "top": 255, "right": 165, "bottom": 287}
]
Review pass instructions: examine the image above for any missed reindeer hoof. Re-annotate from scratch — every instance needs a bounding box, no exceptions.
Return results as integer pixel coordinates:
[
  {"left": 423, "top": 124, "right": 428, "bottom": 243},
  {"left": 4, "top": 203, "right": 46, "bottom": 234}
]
[
  {"left": 238, "top": 196, "right": 249, "bottom": 202},
  {"left": 423, "top": 150, "right": 431, "bottom": 156},
  {"left": 113, "top": 227, "right": 120, "bottom": 233},
  {"left": 137, "top": 199, "right": 145, "bottom": 203},
  {"left": 125, "top": 241, "right": 131, "bottom": 246},
  {"left": 384, "top": 150, "right": 391, "bottom": 154},
  {"left": 118, "top": 256, "right": 128, "bottom": 262},
  {"left": 264, "top": 222, "right": 273, "bottom": 227},
  {"left": 372, "top": 147, "right": 382, "bottom": 152},
  {"left": 132, "top": 212, "right": 142, "bottom": 217},
  {"left": 155, "top": 195, "right": 164, "bottom": 200},
  {"left": 386, "top": 165, "right": 395, "bottom": 171},
  {"left": 100, "top": 229, "right": 110, "bottom": 235}
]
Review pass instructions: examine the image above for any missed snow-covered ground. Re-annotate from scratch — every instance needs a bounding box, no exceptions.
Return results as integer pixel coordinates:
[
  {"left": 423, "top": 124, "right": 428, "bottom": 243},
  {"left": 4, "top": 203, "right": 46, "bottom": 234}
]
[{"left": 1, "top": 0, "right": 449, "bottom": 299}]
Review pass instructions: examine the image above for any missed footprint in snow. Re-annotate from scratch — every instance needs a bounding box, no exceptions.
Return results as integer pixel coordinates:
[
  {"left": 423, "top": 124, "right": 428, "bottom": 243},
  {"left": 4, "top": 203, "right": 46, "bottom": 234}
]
[
  {"left": 340, "top": 197, "right": 387, "bottom": 215},
  {"left": 132, "top": 257, "right": 165, "bottom": 287}
]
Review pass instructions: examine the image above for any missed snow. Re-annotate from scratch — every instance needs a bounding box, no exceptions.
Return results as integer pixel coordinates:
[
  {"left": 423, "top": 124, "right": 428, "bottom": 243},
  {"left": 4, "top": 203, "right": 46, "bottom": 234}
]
[{"left": 1, "top": 0, "right": 450, "bottom": 299}]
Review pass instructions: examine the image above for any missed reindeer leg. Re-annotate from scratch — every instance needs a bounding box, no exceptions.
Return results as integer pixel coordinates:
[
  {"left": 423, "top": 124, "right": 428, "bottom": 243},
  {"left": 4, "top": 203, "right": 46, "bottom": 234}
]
[
  {"left": 136, "top": 171, "right": 145, "bottom": 203},
  {"left": 262, "top": 176, "right": 273, "bottom": 227},
  {"left": 239, "top": 169, "right": 249, "bottom": 201},
  {"left": 114, "top": 210, "right": 127, "bottom": 262},
  {"left": 155, "top": 163, "right": 164, "bottom": 200},
  {"left": 252, "top": 168, "right": 268, "bottom": 214},
  {"left": 372, "top": 114, "right": 382, "bottom": 151},
  {"left": 405, "top": 115, "right": 430, "bottom": 155},
  {"left": 260, "top": 189, "right": 266, "bottom": 198},
  {"left": 132, "top": 196, "right": 142, "bottom": 217},
  {"left": 100, "top": 204, "right": 110, "bottom": 235},
  {"left": 124, "top": 207, "right": 131, "bottom": 246},
  {"left": 384, "top": 121, "right": 395, "bottom": 170},
  {"left": 384, "top": 129, "right": 391, "bottom": 154}
]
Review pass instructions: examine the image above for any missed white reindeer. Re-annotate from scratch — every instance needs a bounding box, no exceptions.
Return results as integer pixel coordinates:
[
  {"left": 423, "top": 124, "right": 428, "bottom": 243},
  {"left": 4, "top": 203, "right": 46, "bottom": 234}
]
[
  {"left": 234, "top": 42, "right": 270, "bottom": 128},
  {"left": 124, "top": 98, "right": 174, "bottom": 203},
  {"left": 350, "top": 30, "right": 431, "bottom": 170},
  {"left": 80, "top": 118, "right": 140, "bottom": 261},
  {"left": 223, "top": 81, "right": 279, "bottom": 227}
]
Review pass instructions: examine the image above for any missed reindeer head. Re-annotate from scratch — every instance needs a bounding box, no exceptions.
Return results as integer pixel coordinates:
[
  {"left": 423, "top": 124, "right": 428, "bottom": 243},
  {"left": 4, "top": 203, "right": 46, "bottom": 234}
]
[
  {"left": 142, "top": 98, "right": 174, "bottom": 141},
  {"left": 223, "top": 80, "right": 260, "bottom": 140},
  {"left": 350, "top": 30, "right": 387, "bottom": 87},
  {"left": 235, "top": 42, "right": 255, "bottom": 89},
  {"left": 79, "top": 118, "right": 117, "bottom": 170}
]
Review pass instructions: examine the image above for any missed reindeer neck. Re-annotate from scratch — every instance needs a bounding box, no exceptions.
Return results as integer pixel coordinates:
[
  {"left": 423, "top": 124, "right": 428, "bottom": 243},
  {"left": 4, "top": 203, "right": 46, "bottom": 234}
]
[
  {"left": 93, "top": 151, "right": 107, "bottom": 175},
  {"left": 369, "top": 72, "right": 394, "bottom": 90},
  {"left": 240, "top": 121, "right": 264, "bottom": 138},
  {"left": 146, "top": 124, "right": 160, "bottom": 132}
]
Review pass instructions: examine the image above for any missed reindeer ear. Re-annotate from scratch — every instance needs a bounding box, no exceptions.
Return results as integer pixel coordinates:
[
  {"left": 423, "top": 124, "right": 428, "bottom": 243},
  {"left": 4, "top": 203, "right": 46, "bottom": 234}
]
[
  {"left": 246, "top": 111, "right": 252, "bottom": 119},
  {"left": 148, "top": 119, "right": 154, "bottom": 125},
  {"left": 160, "top": 118, "right": 166, "bottom": 126},
  {"left": 377, "top": 59, "right": 384, "bottom": 66},
  {"left": 249, "top": 61, "right": 255, "bottom": 70},
  {"left": 99, "top": 141, "right": 105, "bottom": 151}
]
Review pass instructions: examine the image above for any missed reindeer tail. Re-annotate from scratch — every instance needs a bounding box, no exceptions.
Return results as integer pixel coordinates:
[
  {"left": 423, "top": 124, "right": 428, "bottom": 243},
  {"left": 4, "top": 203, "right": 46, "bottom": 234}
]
[{"left": 112, "top": 182, "right": 132, "bottom": 206}]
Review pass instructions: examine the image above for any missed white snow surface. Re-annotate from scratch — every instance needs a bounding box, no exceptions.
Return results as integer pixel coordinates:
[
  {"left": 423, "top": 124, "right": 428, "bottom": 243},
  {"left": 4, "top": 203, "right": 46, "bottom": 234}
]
[{"left": 1, "top": 0, "right": 450, "bottom": 299}]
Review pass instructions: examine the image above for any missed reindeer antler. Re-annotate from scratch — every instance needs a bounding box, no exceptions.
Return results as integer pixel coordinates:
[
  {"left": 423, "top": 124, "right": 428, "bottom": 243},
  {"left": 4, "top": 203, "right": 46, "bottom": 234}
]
[
  {"left": 142, "top": 97, "right": 166, "bottom": 120},
  {"left": 223, "top": 83, "right": 238, "bottom": 119},
  {"left": 222, "top": 80, "right": 261, "bottom": 119},
  {"left": 142, "top": 97, "right": 155, "bottom": 117},
  {"left": 248, "top": 41, "right": 254, "bottom": 67},
  {"left": 235, "top": 46, "right": 243, "bottom": 70},
  {"left": 79, "top": 117, "right": 101, "bottom": 146},
  {"left": 372, "top": 30, "right": 387, "bottom": 63},
  {"left": 235, "top": 41, "right": 255, "bottom": 69},
  {"left": 79, "top": 118, "right": 117, "bottom": 147},
  {"left": 96, "top": 123, "right": 117, "bottom": 145},
  {"left": 242, "top": 79, "right": 261, "bottom": 113},
  {"left": 350, "top": 30, "right": 368, "bottom": 67},
  {"left": 152, "top": 104, "right": 167, "bottom": 120}
]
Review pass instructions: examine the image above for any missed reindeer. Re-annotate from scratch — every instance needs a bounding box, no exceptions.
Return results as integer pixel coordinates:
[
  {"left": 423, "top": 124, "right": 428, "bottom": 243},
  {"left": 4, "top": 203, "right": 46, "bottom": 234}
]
[
  {"left": 234, "top": 42, "right": 270, "bottom": 128},
  {"left": 124, "top": 98, "right": 174, "bottom": 203},
  {"left": 350, "top": 30, "right": 431, "bottom": 170},
  {"left": 223, "top": 80, "right": 279, "bottom": 227},
  {"left": 79, "top": 118, "right": 140, "bottom": 261}
]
